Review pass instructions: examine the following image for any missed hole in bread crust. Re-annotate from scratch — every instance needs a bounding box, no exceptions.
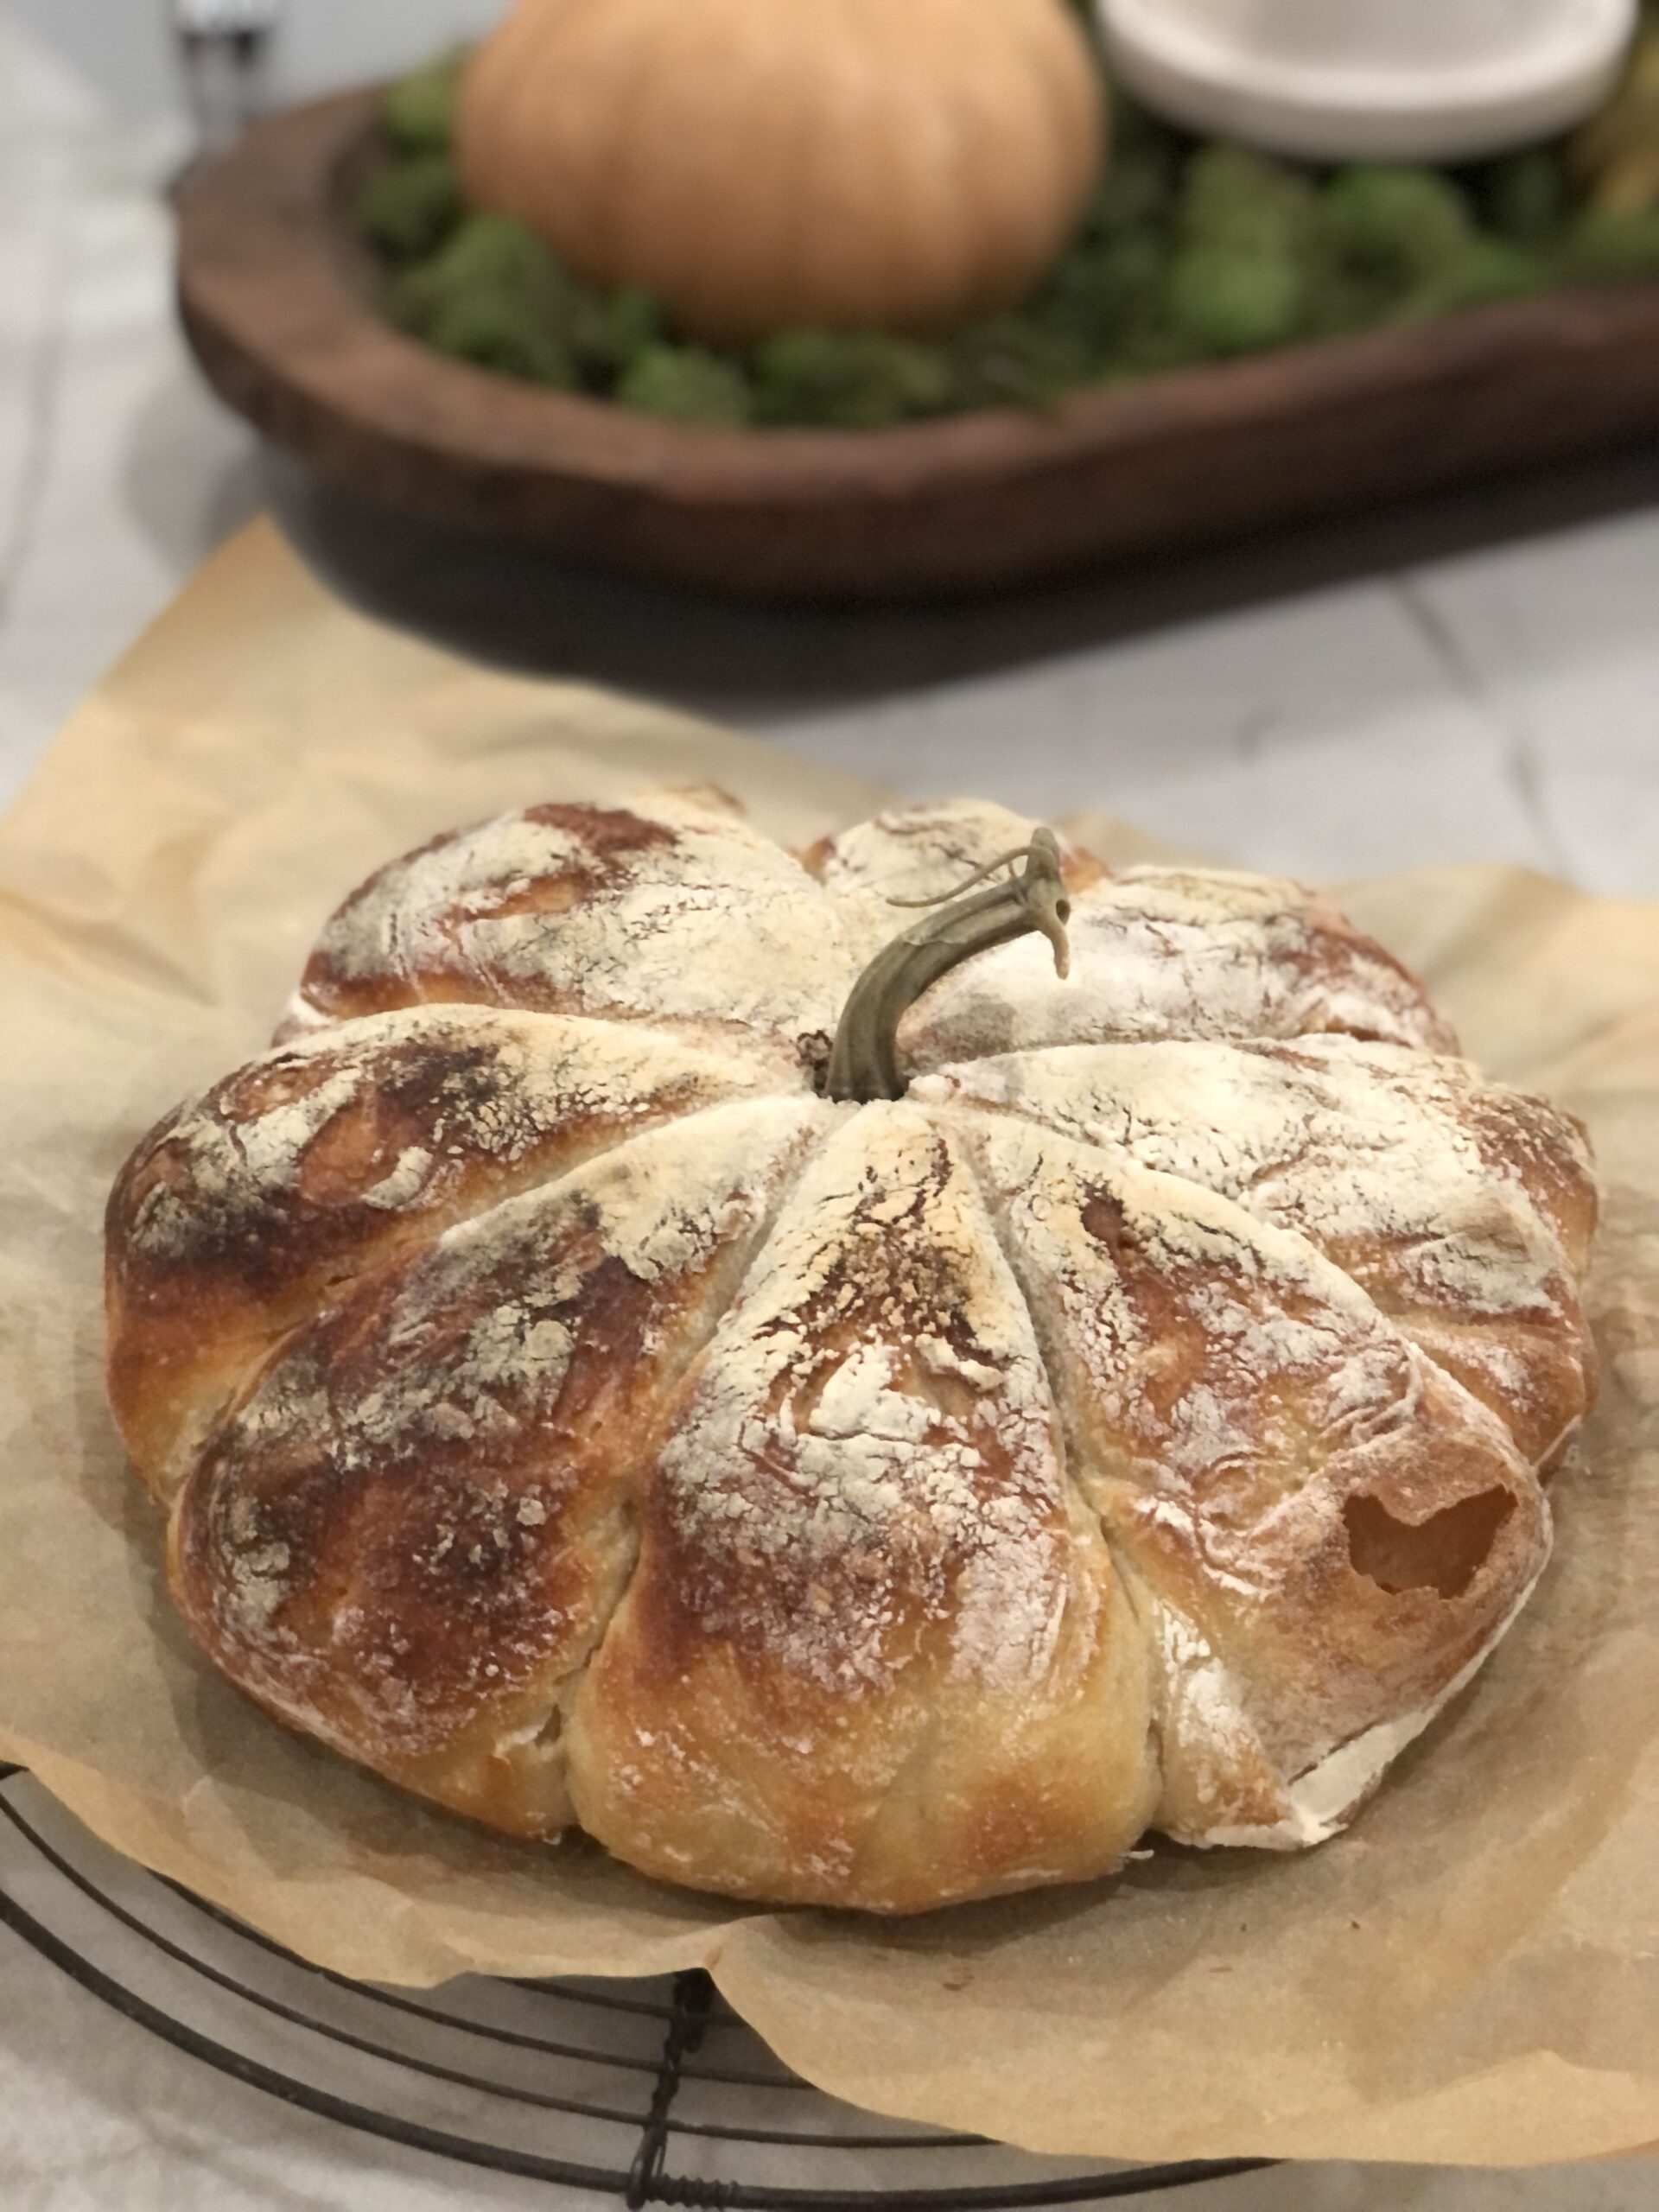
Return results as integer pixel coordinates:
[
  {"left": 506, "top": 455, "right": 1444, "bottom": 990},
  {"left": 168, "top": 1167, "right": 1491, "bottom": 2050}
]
[{"left": 1344, "top": 1487, "right": 1515, "bottom": 1600}]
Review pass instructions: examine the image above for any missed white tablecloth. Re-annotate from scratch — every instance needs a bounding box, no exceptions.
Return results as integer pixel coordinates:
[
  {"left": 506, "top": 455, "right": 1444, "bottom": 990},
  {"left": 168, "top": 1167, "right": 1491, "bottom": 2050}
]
[{"left": 2, "top": 15, "right": 1656, "bottom": 2208}]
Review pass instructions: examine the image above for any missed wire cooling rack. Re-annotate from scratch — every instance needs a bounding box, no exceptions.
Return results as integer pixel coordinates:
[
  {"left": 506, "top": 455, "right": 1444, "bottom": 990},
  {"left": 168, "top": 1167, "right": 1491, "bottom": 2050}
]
[{"left": 0, "top": 1763, "right": 1274, "bottom": 2207}]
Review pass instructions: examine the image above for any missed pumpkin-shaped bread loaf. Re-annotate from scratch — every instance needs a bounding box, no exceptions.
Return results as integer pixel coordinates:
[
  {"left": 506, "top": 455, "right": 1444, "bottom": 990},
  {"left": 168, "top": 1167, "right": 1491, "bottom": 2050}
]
[
  {"left": 454, "top": 0, "right": 1107, "bottom": 345},
  {"left": 106, "top": 793, "right": 1598, "bottom": 1912}
]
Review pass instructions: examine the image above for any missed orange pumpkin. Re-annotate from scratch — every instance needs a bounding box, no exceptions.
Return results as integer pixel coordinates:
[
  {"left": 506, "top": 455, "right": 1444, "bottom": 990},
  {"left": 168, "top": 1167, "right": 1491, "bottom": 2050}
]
[{"left": 455, "top": 0, "right": 1107, "bottom": 345}]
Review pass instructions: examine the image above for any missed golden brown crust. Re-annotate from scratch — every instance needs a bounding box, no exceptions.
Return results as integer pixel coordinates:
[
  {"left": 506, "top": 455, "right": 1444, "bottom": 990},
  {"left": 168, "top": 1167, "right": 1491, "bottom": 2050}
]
[
  {"left": 565, "top": 1106, "right": 1157, "bottom": 1909},
  {"left": 957, "top": 1110, "right": 1550, "bottom": 1845},
  {"left": 106, "top": 1007, "right": 779, "bottom": 1496},
  {"left": 895, "top": 868, "right": 1460, "bottom": 1071},
  {"left": 168, "top": 1099, "right": 825, "bottom": 1836},
  {"left": 917, "top": 1037, "right": 1599, "bottom": 1469},
  {"left": 105, "top": 794, "right": 1599, "bottom": 1908},
  {"left": 284, "top": 789, "right": 862, "bottom": 1077}
]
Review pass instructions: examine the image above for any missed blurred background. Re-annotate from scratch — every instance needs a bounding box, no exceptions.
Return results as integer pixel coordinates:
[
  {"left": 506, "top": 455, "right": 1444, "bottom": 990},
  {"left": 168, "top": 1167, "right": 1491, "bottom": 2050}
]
[
  {"left": 3, "top": 0, "right": 1658, "bottom": 891},
  {"left": 5, "top": 0, "right": 502, "bottom": 113}
]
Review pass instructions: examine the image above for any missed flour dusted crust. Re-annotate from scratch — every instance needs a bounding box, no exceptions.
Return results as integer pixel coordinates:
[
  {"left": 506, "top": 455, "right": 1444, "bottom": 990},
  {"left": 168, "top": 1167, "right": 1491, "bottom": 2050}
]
[
  {"left": 896, "top": 868, "right": 1460, "bottom": 1071},
  {"left": 283, "top": 788, "right": 862, "bottom": 1077},
  {"left": 567, "top": 1104, "right": 1158, "bottom": 1904},
  {"left": 106, "top": 795, "right": 1600, "bottom": 1910},
  {"left": 915, "top": 1038, "right": 1598, "bottom": 1470},
  {"left": 107, "top": 1007, "right": 774, "bottom": 1497},
  {"left": 959, "top": 1112, "right": 1549, "bottom": 1848},
  {"left": 803, "top": 798, "right": 1109, "bottom": 955},
  {"left": 168, "top": 1100, "right": 824, "bottom": 1837}
]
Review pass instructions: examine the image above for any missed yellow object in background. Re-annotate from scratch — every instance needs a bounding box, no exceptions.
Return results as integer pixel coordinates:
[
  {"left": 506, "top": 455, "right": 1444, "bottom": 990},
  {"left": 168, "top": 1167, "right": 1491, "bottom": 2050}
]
[
  {"left": 454, "top": 0, "right": 1106, "bottom": 346},
  {"left": 1573, "top": 25, "right": 1659, "bottom": 209}
]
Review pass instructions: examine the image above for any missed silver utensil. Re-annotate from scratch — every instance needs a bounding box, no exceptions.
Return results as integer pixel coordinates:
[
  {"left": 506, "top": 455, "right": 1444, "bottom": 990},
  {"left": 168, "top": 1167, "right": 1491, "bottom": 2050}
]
[{"left": 170, "top": 0, "right": 284, "bottom": 157}]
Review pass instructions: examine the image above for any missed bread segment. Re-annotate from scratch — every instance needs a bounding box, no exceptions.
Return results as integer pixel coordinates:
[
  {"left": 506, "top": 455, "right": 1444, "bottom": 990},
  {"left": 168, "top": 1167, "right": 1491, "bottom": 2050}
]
[
  {"left": 891, "top": 868, "right": 1459, "bottom": 1073},
  {"left": 288, "top": 789, "right": 861, "bottom": 1074},
  {"left": 567, "top": 1103, "right": 1158, "bottom": 1909},
  {"left": 168, "top": 1099, "right": 826, "bottom": 1840},
  {"left": 955, "top": 1108, "right": 1549, "bottom": 1848},
  {"left": 918, "top": 1036, "right": 1599, "bottom": 1466},
  {"left": 106, "top": 1006, "right": 779, "bottom": 1497},
  {"left": 803, "top": 798, "right": 1107, "bottom": 963}
]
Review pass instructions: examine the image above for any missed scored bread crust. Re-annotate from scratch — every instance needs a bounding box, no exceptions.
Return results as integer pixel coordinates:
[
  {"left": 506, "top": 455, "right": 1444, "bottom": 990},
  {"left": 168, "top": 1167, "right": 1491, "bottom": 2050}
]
[{"left": 105, "top": 792, "right": 1599, "bottom": 1910}]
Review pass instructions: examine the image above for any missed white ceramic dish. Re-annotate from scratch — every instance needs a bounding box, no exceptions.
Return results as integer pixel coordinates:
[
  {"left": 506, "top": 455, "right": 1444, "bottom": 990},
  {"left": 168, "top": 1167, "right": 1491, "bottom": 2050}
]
[{"left": 1096, "top": 0, "right": 1637, "bottom": 162}]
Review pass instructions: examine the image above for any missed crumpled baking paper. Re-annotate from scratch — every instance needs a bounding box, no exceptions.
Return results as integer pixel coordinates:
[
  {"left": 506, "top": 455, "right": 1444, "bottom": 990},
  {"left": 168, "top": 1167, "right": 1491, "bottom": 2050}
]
[{"left": 1, "top": 520, "right": 1655, "bottom": 2164}]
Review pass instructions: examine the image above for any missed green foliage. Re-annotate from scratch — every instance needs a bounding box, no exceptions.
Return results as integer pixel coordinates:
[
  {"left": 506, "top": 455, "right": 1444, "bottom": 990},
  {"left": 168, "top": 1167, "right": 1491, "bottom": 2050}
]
[
  {"left": 751, "top": 332, "right": 954, "bottom": 427},
  {"left": 1084, "top": 147, "right": 1174, "bottom": 239},
  {"left": 1476, "top": 148, "right": 1572, "bottom": 245},
  {"left": 1160, "top": 145, "right": 1325, "bottom": 353},
  {"left": 1027, "top": 116, "right": 1180, "bottom": 366},
  {"left": 1554, "top": 205, "right": 1659, "bottom": 280},
  {"left": 615, "top": 346, "right": 753, "bottom": 424},
  {"left": 573, "top": 288, "right": 664, "bottom": 378},
  {"left": 1324, "top": 165, "right": 1475, "bottom": 281},
  {"left": 385, "top": 215, "right": 675, "bottom": 394},
  {"left": 1034, "top": 230, "right": 1168, "bottom": 354},
  {"left": 1395, "top": 238, "right": 1549, "bottom": 318},
  {"left": 1086, "top": 94, "right": 1180, "bottom": 237},
  {"left": 388, "top": 216, "right": 580, "bottom": 385},
  {"left": 1182, "top": 144, "right": 1323, "bottom": 257},
  {"left": 354, "top": 153, "right": 461, "bottom": 262},
  {"left": 1164, "top": 241, "right": 1307, "bottom": 353},
  {"left": 383, "top": 51, "right": 466, "bottom": 156},
  {"left": 357, "top": 45, "right": 1659, "bottom": 426},
  {"left": 1296, "top": 266, "right": 1395, "bottom": 338},
  {"left": 948, "top": 317, "right": 1095, "bottom": 407}
]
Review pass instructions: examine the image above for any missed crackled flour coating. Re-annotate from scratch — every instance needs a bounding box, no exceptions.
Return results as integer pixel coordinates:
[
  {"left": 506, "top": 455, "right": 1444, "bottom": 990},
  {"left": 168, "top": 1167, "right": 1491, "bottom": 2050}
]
[{"left": 105, "top": 791, "right": 1599, "bottom": 1910}]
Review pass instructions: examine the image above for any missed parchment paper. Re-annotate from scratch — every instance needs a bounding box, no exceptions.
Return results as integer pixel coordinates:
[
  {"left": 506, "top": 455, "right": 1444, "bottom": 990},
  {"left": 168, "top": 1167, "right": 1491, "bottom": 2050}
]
[{"left": 1, "top": 519, "right": 1655, "bottom": 2166}]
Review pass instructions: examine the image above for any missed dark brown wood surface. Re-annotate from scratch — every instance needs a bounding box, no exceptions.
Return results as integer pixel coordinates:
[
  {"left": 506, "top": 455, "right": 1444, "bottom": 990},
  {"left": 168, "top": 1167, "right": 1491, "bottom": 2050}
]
[{"left": 175, "top": 87, "right": 1659, "bottom": 601}]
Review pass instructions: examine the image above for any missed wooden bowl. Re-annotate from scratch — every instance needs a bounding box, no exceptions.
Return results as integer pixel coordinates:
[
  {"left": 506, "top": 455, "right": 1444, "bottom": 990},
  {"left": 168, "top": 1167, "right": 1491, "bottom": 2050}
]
[{"left": 176, "top": 86, "right": 1659, "bottom": 601}]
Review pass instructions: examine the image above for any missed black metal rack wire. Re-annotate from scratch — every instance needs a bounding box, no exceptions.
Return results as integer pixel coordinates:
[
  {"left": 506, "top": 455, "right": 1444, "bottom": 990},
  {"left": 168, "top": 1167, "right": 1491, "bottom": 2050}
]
[{"left": 0, "top": 1763, "right": 1274, "bottom": 2207}]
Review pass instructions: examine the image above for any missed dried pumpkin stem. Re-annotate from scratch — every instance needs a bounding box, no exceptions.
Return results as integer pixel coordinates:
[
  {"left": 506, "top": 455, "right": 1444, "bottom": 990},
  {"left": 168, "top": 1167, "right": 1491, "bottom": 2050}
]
[{"left": 824, "top": 828, "right": 1071, "bottom": 1103}]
